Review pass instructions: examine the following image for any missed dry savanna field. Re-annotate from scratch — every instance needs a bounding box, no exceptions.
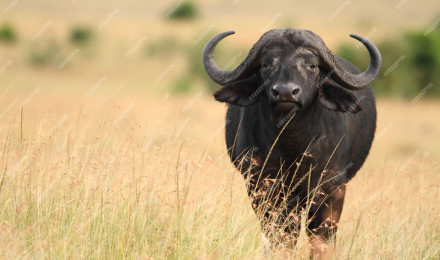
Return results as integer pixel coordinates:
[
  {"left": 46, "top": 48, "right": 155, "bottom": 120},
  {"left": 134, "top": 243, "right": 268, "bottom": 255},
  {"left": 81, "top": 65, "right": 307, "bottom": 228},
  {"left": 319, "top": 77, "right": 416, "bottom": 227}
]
[{"left": 1, "top": 0, "right": 440, "bottom": 259}]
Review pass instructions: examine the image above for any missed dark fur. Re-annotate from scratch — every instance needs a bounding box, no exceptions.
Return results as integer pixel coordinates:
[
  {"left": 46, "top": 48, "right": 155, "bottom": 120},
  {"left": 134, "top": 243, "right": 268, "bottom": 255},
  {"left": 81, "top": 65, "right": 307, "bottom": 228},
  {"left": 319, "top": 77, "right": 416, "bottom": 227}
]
[{"left": 208, "top": 29, "right": 377, "bottom": 247}]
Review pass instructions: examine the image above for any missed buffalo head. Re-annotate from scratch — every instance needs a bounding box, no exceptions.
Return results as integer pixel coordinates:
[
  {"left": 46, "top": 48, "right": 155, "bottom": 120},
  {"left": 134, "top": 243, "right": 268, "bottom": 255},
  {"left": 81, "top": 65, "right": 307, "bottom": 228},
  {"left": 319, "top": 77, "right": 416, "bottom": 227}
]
[{"left": 203, "top": 29, "right": 381, "bottom": 120}]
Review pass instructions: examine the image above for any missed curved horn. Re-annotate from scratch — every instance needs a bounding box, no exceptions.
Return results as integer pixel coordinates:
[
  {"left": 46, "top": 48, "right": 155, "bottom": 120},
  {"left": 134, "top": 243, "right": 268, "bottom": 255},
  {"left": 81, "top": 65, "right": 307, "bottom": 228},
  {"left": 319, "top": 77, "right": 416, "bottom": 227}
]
[
  {"left": 203, "top": 31, "right": 235, "bottom": 85},
  {"left": 203, "top": 30, "right": 273, "bottom": 85},
  {"left": 319, "top": 34, "right": 382, "bottom": 90}
]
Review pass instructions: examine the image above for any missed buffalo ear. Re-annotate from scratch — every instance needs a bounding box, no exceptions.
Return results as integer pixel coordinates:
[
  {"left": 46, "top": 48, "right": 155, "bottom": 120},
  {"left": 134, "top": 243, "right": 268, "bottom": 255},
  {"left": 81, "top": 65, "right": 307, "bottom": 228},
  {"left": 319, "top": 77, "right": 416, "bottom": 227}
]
[
  {"left": 214, "top": 75, "right": 260, "bottom": 106},
  {"left": 318, "top": 79, "right": 362, "bottom": 113}
]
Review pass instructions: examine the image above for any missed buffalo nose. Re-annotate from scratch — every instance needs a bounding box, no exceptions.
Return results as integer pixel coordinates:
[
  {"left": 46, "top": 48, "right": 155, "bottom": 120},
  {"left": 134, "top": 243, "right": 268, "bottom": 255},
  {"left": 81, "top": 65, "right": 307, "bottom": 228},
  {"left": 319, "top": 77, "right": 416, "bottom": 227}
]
[{"left": 271, "top": 84, "right": 300, "bottom": 102}]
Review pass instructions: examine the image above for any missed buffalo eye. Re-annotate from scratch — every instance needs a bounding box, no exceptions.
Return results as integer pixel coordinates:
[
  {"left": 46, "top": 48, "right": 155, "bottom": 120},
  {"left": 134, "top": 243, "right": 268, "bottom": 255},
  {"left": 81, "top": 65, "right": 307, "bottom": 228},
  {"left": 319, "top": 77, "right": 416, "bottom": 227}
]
[
  {"left": 261, "top": 63, "right": 271, "bottom": 69},
  {"left": 309, "top": 64, "right": 317, "bottom": 69}
]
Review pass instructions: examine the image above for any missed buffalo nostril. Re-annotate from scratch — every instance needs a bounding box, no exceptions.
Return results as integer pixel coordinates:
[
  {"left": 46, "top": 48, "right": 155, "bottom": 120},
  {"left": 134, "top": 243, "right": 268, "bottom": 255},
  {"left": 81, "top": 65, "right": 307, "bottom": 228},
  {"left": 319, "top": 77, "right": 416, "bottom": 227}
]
[
  {"left": 292, "top": 88, "right": 299, "bottom": 96},
  {"left": 272, "top": 88, "right": 279, "bottom": 97}
]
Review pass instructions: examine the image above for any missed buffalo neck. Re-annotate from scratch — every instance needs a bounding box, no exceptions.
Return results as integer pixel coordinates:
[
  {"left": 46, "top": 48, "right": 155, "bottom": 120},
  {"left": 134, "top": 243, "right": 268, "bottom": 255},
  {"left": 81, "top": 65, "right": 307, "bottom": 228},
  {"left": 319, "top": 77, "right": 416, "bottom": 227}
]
[{"left": 256, "top": 100, "right": 325, "bottom": 159}]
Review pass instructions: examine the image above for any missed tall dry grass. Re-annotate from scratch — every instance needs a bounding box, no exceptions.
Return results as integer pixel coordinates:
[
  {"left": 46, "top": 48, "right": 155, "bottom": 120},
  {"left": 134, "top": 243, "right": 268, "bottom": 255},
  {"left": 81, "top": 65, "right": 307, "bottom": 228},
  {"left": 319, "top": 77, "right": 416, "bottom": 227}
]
[{"left": 0, "top": 90, "right": 439, "bottom": 259}]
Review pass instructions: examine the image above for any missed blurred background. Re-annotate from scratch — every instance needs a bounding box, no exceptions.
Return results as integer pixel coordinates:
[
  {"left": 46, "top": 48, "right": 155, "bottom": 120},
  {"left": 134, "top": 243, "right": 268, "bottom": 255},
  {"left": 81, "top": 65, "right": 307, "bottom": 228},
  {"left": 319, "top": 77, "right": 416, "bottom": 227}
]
[
  {"left": 0, "top": 0, "right": 439, "bottom": 258},
  {"left": 0, "top": 0, "right": 439, "bottom": 96},
  {"left": 1, "top": 0, "right": 439, "bottom": 159}
]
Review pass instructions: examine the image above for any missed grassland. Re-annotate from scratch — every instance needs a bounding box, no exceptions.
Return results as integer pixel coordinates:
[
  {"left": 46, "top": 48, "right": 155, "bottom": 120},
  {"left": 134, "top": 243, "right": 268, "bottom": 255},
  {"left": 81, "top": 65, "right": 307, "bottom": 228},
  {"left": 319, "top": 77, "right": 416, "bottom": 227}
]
[
  {"left": 0, "top": 89, "right": 438, "bottom": 259},
  {"left": 1, "top": 0, "right": 440, "bottom": 258}
]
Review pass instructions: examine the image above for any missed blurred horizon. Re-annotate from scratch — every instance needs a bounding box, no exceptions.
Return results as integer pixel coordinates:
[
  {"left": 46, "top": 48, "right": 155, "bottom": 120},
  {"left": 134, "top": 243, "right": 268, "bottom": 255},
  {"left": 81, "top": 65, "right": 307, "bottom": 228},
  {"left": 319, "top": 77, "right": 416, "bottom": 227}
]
[
  {"left": 4, "top": 0, "right": 440, "bottom": 49},
  {"left": 1, "top": 0, "right": 440, "bottom": 97}
]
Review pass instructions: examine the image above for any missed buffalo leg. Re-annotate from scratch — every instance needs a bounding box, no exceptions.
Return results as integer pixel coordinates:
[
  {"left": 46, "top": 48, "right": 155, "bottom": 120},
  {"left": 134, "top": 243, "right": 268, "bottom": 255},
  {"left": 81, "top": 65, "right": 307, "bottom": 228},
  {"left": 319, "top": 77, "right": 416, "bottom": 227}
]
[
  {"left": 307, "top": 184, "right": 346, "bottom": 259},
  {"left": 248, "top": 182, "right": 302, "bottom": 249}
]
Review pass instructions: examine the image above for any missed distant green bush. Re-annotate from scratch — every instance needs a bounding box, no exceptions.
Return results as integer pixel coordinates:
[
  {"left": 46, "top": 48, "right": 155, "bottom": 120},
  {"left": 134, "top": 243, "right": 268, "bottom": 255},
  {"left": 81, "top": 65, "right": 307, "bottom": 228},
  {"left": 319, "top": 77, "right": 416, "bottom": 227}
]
[
  {"left": 70, "top": 26, "right": 93, "bottom": 45},
  {"left": 172, "top": 76, "right": 192, "bottom": 93},
  {"left": 187, "top": 38, "right": 218, "bottom": 91},
  {"left": 152, "top": 30, "right": 245, "bottom": 93},
  {"left": 168, "top": 39, "right": 215, "bottom": 94},
  {"left": 29, "top": 40, "right": 60, "bottom": 66},
  {"left": 0, "top": 23, "right": 17, "bottom": 43},
  {"left": 166, "top": 2, "right": 198, "bottom": 20},
  {"left": 405, "top": 29, "right": 440, "bottom": 96},
  {"left": 337, "top": 19, "right": 440, "bottom": 98},
  {"left": 185, "top": 30, "right": 247, "bottom": 92}
]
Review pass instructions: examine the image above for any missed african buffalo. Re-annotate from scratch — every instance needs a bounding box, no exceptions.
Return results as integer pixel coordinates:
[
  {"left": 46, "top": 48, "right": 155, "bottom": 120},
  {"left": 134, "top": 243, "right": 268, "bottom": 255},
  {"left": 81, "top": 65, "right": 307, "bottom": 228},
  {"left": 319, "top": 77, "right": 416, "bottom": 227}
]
[{"left": 202, "top": 29, "right": 381, "bottom": 258}]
